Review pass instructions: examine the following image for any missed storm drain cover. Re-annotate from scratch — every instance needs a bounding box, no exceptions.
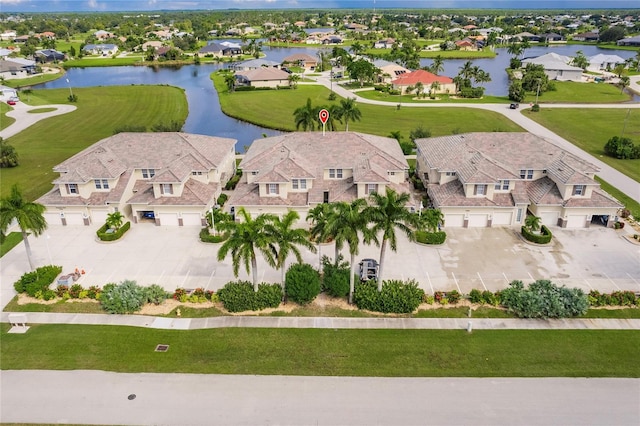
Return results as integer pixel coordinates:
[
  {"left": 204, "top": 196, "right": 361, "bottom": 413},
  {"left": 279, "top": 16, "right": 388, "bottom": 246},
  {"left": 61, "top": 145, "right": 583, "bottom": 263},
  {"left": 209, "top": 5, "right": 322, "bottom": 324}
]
[
  {"left": 155, "top": 344, "right": 169, "bottom": 352},
  {"left": 128, "top": 394, "right": 136, "bottom": 400}
]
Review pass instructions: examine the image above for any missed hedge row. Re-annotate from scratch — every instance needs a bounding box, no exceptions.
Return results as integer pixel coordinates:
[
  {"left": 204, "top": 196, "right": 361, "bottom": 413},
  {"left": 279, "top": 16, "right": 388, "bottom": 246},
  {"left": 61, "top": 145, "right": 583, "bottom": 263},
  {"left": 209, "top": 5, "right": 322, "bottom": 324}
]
[
  {"left": 14, "top": 265, "right": 63, "bottom": 297},
  {"left": 354, "top": 279, "right": 425, "bottom": 314},
  {"left": 415, "top": 231, "right": 446, "bottom": 245},
  {"left": 96, "top": 221, "right": 131, "bottom": 241},
  {"left": 217, "top": 281, "right": 283, "bottom": 313},
  {"left": 589, "top": 290, "right": 638, "bottom": 307},
  {"left": 521, "top": 224, "right": 552, "bottom": 244},
  {"left": 199, "top": 228, "right": 229, "bottom": 243}
]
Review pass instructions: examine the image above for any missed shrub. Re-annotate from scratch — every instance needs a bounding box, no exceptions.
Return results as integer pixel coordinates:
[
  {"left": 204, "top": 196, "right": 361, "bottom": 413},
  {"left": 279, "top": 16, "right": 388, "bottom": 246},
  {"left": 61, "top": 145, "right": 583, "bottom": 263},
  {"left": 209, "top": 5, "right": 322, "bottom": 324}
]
[
  {"left": 68, "top": 283, "right": 83, "bottom": 299},
  {"left": 446, "top": 289, "right": 461, "bottom": 304},
  {"left": 217, "top": 193, "right": 228, "bottom": 206},
  {"left": 224, "top": 170, "right": 242, "bottom": 190},
  {"left": 459, "top": 87, "right": 484, "bottom": 98},
  {"left": 521, "top": 225, "right": 552, "bottom": 244},
  {"left": 173, "top": 288, "right": 188, "bottom": 303},
  {"left": 500, "top": 280, "right": 588, "bottom": 319},
  {"left": 96, "top": 221, "right": 131, "bottom": 241},
  {"left": 100, "top": 280, "right": 147, "bottom": 314},
  {"left": 199, "top": 228, "right": 229, "bottom": 243},
  {"left": 14, "top": 265, "right": 63, "bottom": 297},
  {"left": 217, "top": 280, "right": 282, "bottom": 312},
  {"left": 415, "top": 231, "right": 447, "bottom": 245},
  {"left": 42, "top": 289, "right": 56, "bottom": 301},
  {"left": 146, "top": 284, "right": 169, "bottom": 305},
  {"left": 354, "top": 279, "right": 425, "bottom": 314},
  {"left": 469, "top": 289, "right": 483, "bottom": 304},
  {"left": 321, "top": 255, "right": 350, "bottom": 298},
  {"left": 285, "top": 263, "right": 321, "bottom": 305},
  {"left": 531, "top": 103, "right": 540, "bottom": 112},
  {"left": 482, "top": 290, "right": 499, "bottom": 306},
  {"left": 87, "top": 285, "right": 101, "bottom": 300},
  {"left": 56, "top": 285, "right": 69, "bottom": 298}
]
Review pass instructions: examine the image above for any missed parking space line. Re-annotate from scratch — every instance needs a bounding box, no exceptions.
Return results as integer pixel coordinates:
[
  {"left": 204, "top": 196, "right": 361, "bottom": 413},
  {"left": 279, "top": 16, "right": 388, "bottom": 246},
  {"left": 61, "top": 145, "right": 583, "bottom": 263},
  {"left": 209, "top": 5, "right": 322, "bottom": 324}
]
[
  {"left": 603, "top": 272, "right": 621, "bottom": 290},
  {"left": 206, "top": 269, "right": 216, "bottom": 290},
  {"left": 626, "top": 273, "right": 640, "bottom": 288},
  {"left": 451, "top": 272, "right": 461, "bottom": 293},
  {"left": 527, "top": 272, "right": 535, "bottom": 281},
  {"left": 181, "top": 270, "right": 191, "bottom": 288},
  {"left": 583, "top": 279, "right": 594, "bottom": 290},
  {"left": 502, "top": 272, "right": 509, "bottom": 284},
  {"left": 477, "top": 272, "right": 488, "bottom": 291},
  {"left": 157, "top": 270, "right": 165, "bottom": 286},
  {"left": 425, "top": 271, "right": 434, "bottom": 295}
]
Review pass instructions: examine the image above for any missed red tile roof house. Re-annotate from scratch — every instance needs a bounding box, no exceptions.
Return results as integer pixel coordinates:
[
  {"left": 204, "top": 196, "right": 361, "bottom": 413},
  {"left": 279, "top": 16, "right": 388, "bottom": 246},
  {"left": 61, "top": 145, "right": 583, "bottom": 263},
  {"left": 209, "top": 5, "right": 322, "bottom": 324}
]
[
  {"left": 415, "top": 133, "right": 622, "bottom": 229},
  {"left": 282, "top": 53, "right": 318, "bottom": 71},
  {"left": 37, "top": 133, "right": 237, "bottom": 227},
  {"left": 227, "top": 132, "right": 417, "bottom": 219},
  {"left": 391, "top": 69, "right": 456, "bottom": 96}
]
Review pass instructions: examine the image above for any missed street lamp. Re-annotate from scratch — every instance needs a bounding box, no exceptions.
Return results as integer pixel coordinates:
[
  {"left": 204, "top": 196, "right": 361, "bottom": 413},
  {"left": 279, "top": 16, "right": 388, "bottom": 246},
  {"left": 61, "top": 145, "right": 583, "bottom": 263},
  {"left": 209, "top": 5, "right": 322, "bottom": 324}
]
[
  {"left": 66, "top": 78, "right": 73, "bottom": 98},
  {"left": 210, "top": 206, "right": 216, "bottom": 235}
]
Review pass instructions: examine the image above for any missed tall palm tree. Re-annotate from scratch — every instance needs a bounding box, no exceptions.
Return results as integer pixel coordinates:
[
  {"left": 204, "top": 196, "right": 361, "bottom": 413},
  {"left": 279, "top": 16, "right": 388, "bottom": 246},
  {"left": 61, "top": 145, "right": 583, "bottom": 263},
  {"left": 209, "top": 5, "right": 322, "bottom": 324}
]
[
  {"left": 414, "top": 81, "right": 424, "bottom": 98},
  {"left": 430, "top": 81, "right": 441, "bottom": 97},
  {"left": 270, "top": 210, "right": 316, "bottom": 290},
  {"left": 525, "top": 215, "right": 542, "bottom": 233},
  {"left": 431, "top": 55, "right": 444, "bottom": 75},
  {"left": 507, "top": 42, "right": 523, "bottom": 59},
  {"left": 0, "top": 184, "right": 47, "bottom": 271},
  {"left": 324, "top": 104, "right": 343, "bottom": 131},
  {"left": 327, "top": 199, "right": 374, "bottom": 304},
  {"left": 105, "top": 211, "right": 124, "bottom": 230},
  {"left": 338, "top": 97, "right": 362, "bottom": 131},
  {"left": 216, "top": 208, "right": 277, "bottom": 291},
  {"left": 459, "top": 60, "right": 474, "bottom": 80},
  {"left": 306, "top": 203, "right": 334, "bottom": 268},
  {"left": 224, "top": 72, "right": 236, "bottom": 92},
  {"left": 350, "top": 41, "right": 365, "bottom": 57},
  {"left": 293, "top": 98, "right": 318, "bottom": 131},
  {"left": 287, "top": 73, "right": 300, "bottom": 89},
  {"left": 364, "top": 187, "right": 419, "bottom": 290}
]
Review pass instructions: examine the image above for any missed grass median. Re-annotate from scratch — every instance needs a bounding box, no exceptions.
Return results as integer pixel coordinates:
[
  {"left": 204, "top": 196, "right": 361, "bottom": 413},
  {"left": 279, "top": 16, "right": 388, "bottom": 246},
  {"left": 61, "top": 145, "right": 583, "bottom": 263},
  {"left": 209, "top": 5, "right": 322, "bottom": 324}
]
[
  {"left": 2, "top": 323, "right": 638, "bottom": 377},
  {"left": 0, "top": 85, "right": 188, "bottom": 201}
]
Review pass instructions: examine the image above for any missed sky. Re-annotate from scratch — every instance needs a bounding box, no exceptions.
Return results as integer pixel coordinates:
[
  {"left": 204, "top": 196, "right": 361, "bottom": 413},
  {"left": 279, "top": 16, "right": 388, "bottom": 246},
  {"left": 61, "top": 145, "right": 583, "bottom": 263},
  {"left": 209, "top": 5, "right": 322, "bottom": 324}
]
[{"left": 0, "top": 0, "right": 638, "bottom": 13}]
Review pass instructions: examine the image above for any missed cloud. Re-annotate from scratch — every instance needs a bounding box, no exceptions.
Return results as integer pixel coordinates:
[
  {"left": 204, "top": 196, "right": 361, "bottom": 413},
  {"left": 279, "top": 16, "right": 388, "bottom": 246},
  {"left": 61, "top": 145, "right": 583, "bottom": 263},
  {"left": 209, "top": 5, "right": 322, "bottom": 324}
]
[{"left": 0, "top": 0, "right": 27, "bottom": 4}]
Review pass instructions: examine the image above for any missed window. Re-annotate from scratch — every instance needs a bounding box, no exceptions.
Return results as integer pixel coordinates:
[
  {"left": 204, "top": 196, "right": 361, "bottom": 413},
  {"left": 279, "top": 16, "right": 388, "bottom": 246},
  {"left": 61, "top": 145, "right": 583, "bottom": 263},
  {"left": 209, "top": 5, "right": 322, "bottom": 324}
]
[
  {"left": 366, "top": 183, "right": 377, "bottom": 194},
  {"left": 292, "top": 179, "right": 306, "bottom": 190},
  {"left": 445, "top": 171, "right": 457, "bottom": 177},
  {"left": 142, "top": 168, "right": 155, "bottom": 178},
  {"left": 329, "top": 168, "right": 343, "bottom": 179},
  {"left": 388, "top": 171, "right": 396, "bottom": 176},
  {"left": 192, "top": 171, "right": 203, "bottom": 176},
  {"left": 268, "top": 183, "right": 279, "bottom": 194},
  {"left": 66, "top": 183, "right": 78, "bottom": 194},
  {"left": 161, "top": 184, "right": 173, "bottom": 195},
  {"left": 520, "top": 169, "right": 533, "bottom": 180},
  {"left": 495, "top": 180, "right": 509, "bottom": 190},
  {"left": 251, "top": 171, "right": 259, "bottom": 176},
  {"left": 474, "top": 184, "right": 487, "bottom": 195},
  {"left": 516, "top": 208, "right": 523, "bottom": 223},
  {"left": 573, "top": 185, "right": 585, "bottom": 196},
  {"left": 94, "top": 179, "right": 109, "bottom": 190}
]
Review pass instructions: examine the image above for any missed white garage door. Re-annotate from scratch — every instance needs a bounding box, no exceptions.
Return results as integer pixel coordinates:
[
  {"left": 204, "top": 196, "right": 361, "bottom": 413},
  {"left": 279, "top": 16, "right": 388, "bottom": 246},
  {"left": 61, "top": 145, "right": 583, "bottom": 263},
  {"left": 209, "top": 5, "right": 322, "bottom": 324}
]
[
  {"left": 468, "top": 214, "right": 488, "bottom": 227},
  {"left": 540, "top": 212, "right": 558, "bottom": 227},
  {"left": 492, "top": 212, "right": 513, "bottom": 226},
  {"left": 444, "top": 214, "right": 464, "bottom": 228},
  {"left": 158, "top": 213, "right": 179, "bottom": 226},
  {"left": 64, "top": 213, "right": 85, "bottom": 226},
  {"left": 91, "top": 209, "right": 109, "bottom": 225},
  {"left": 566, "top": 215, "right": 587, "bottom": 228},
  {"left": 44, "top": 212, "right": 63, "bottom": 226},
  {"left": 181, "top": 213, "right": 202, "bottom": 226}
]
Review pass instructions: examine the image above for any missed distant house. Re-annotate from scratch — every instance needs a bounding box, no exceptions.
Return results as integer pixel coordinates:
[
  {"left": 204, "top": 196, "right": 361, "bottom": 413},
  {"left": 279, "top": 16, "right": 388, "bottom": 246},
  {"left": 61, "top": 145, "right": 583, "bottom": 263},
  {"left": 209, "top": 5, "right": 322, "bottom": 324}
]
[
  {"left": 94, "top": 30, "right": 115, "bottom": 40},
  {"left": 455, "top": 39, "right": 477, "bottom": 51},
  {"left": 282, "top": 53, "right": 318, "bottom": 71},
  {"left": 0, "top": 30, "right": 17, "bottom": 41},
  {"left": 522, "top": 52, "right": 583, "bottom": 81},
  {"left": 34, "top": 49, "right": 66, "bottom": 63},
  {"left": 391, "top": 69, "right": 456, "bottom": 95},
  {"left": 0, "top": 85, "right": 19, "bottom": 100},
  {"left": 234, "top": 67, "right": 291, "bottom": 88},
  {"left": 374, "top": 38, "right": 396, "bottom": 49},
  {"left": 82, "top": 44, "right": 119, "bottom": 56},
  {"left": 572, "top": 31, "right": 599, "bottom": 42},
  {"left": 198, "top": 41, "right": 242, "bottom": 57},
  {"left": 617, "top": 35, "right": 640, "bottom": 47},
  {"left": 0, "top": 59, "right": 36, "bottom": 79},
  {"left": 232, "top": 58, "right": 280, "bottom": 71},
  {"left": 37, "top": 133, "right": 238, "bottom": 227},
  {"left": 587, "top": 54, "right": 626, "bottom": 72},
  {"left": 373, "top": 59, "right": 408, "bottom": 84},
  {"left": 141, "top": 41, "right": 164, "bottom": 51},
  {"left": 538, "top": 33, "right": 565, "bottom": 43},
  {"left": 13, "top": 35, "right": 29, "bottom": 43}
]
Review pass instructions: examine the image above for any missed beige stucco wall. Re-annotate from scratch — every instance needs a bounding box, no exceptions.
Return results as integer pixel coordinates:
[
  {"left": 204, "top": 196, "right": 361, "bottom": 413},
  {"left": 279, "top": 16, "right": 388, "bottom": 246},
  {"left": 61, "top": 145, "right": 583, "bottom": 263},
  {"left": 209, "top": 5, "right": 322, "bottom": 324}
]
[{"left": 250, "top": 79, "right": 288, "bottom": 88}]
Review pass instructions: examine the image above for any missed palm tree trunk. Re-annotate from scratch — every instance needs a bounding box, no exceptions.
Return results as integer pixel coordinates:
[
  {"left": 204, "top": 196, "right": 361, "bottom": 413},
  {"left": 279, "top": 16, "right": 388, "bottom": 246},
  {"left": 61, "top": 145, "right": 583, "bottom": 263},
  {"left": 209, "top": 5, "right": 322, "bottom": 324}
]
[
  {"left": 251, "top": 254, "right": 259, "bottom": 292},
  {"left": 345, "top": 120, "right": 349, "bottom": 132},
  {"left": 21, "top": 229, "right": 35, "bottom": 271},
  {"left": 318, "top": 243, "right": 322, "bottom": 270},
  {"left": 377, "top": 238, "right": 388, "bottom": 292},
  {"left": 281, "top": 262, "right": 286, "bottom": 299},
  {"left": 334, "top": 243, "right": 340, "bottom": 263},
  {"left": 349, "top": 252, "right": 356, "bottom": 304}
]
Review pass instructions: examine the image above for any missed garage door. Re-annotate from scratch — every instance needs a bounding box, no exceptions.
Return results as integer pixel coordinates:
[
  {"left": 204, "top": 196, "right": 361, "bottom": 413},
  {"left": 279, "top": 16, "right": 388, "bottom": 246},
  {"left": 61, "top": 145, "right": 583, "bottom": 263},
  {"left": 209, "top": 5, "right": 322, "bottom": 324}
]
[
  {"left": 444, "top": 214, "right": 464, "bottom": 228},
  {"left": 181, "top": 213, "right": 202, "bottom": 226},
  {"left": 468, "top": 214, "right": 488, "bottom": 228},
  {"left": 44, "top": 212, "right": 63, "bottom": 226},
  {"left": 64, "top": 213, "right": 85, "bottom": 226},
  {"left": 566, "top": 215, "right": 587, "bottom": 228},
  {"left": 492, "top": 212, "right": 513, "bottom": 226},
  {"left": 91, "top": 209, "right": 109, "bottom": 225},
  {"left": 158, "top": 213, "right": 179, "bottom": 226},
  {"left": 540, "top": 212, "right": 558, "bottom": 227}
]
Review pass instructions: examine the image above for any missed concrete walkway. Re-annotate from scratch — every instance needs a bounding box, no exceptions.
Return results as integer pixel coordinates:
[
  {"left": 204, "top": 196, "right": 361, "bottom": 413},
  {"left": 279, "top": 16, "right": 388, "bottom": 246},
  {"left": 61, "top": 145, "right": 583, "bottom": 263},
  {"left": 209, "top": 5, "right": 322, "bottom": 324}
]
[
  {"left": 3, "top": 311, "right": 639, "bottom": 330},
  {"left": 307, "top": 73, "right": 640, "bottom": 203}
]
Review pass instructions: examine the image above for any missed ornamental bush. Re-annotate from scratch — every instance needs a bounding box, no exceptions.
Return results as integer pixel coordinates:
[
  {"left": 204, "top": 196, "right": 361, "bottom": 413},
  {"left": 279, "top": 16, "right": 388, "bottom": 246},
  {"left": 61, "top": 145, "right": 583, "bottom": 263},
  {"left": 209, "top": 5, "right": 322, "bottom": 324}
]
[
  {"left": 285, "top": 263, "right": 321, "bottom": 305},
  {"left": 14, "top": 265, "right": 63, "bottom": 297},
  {"left": 100, "top": 280, "right": 147, "bottom": 314},
  {"left": 199, "top": 228, "right": 228, "bottom": 243},
  {"left": 415, "top": 231, "right": 447, "bottom": 245},
  {"left": 500, "top": 280, "right": 588, "bottom": 319},
  {"left": 321, "top": 255, "right": 350, "bottom": 298},
  {"left": 521, "top": 225, "right": 552, "bottom": 244},
  {"left": 145, "top": 284, "right": 169, "bottom": 305},
  {"left": 96, "top": 221, "right": 131, "bottom": 241},
  {"left": 217, "top": 280, "right": 282, "bottom": 312},
  {"left": 354, "top": 279, "right": 425, "bottom": 314}
]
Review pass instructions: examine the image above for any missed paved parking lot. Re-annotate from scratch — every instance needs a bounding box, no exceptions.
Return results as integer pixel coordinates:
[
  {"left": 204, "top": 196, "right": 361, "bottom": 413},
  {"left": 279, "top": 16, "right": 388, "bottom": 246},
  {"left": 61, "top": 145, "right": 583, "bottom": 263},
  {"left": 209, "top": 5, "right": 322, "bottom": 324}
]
[{"left": 2, "top": 223, "right": 639, "bottom": 309}]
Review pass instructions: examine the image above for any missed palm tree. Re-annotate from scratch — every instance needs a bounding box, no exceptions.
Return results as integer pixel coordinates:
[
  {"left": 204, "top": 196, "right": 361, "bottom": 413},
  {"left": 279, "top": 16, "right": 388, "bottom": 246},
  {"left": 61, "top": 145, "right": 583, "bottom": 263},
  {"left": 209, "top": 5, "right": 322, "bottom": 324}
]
[
  {"left": 216, "top": 208, "right": 277, "bottom": 291},
  {"left": 0, "top": 184, "right": 47, "bottom": 271},
  {"left": 414, "top": 81, "right": 424, "bottom": 99},
  {"left": 224, "top": 72, "right": 236, "bottom": 92},
  {"left": 338, "top": 97, "right": 362, "bottom": 131},
  {"left": 324, "top": 104, "right": 343, "bottom": 131},
  {"left": 306, "top": 203, "right": 334, "bottom": 268},
  {"left": 270, "top": 210, "right": 316, "bottom": 291},
  {"left": 525, "top": 215, "right": 542, "bottom": 233},
  {"left": 287, "top": 73, "right": 300, "bottom": 89},
  {"left": 507, "top": 42, "right": 523, "bottom": 59},
  {"left": 293, "top": 98, "right": 318, "bottom": 131},
  {"left": 105, "top": 211, "right": 124, "bottom": 230},
  {"left": 459, "top": 60, "right": 474, "bottom": 80},
  {"left": 619, "top": 75, "right": 630, "bottom": 94},
  {"left": 431, "top": 55, "right": 444, "bottom": 75},
  {"left": 364, "top": 187, "right": 419, "bottom": 290},
  {"left": 418, "top": 208, "right": 444, "bottom": 233},
  {"left": 326, "top": 199, "right": 374, "bottom": 304},
  {"left": 429, "top": 81, "right": 441, "bottom": 97},
  {"left": 350, "top": 41, "right": 365, "bottom": 57}
]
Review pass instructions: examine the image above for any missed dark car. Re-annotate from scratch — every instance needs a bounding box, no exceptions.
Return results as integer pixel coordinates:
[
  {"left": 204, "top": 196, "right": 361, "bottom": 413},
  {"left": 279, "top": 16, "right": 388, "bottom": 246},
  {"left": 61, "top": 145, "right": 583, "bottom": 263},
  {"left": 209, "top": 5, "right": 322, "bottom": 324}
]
[
  {"left": 358, "top": 258, "right": 379, "bottom": 282},
  {"left": 509, "top": 103, "right": 519, "bottom": 109}
]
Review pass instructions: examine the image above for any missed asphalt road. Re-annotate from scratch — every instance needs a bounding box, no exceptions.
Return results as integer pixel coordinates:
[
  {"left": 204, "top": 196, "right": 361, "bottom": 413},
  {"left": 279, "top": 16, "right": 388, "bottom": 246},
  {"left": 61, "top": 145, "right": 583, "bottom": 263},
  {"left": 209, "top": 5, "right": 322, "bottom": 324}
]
[{"left": 1, "top": 371, "right": 638, "bottom": 425}]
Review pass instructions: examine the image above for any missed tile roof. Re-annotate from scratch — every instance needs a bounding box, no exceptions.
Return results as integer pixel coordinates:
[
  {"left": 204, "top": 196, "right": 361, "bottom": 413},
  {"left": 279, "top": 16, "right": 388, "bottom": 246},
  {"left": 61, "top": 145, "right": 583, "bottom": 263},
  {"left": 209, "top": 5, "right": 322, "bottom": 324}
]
[
  {"left": 235, "top": 67, "right": 290, "bottom": 82},
  {"left": 427, "top": 180, "right": 515, "bottom": 208},
  {"left": 282, "top": 53, "right": 317, "bottom": 63},
  {"left": 391, "top": 69, "right": 453, "bottom": 86},
  {"left": 126, "top": 179, "right": 218, "bottom": 206}
]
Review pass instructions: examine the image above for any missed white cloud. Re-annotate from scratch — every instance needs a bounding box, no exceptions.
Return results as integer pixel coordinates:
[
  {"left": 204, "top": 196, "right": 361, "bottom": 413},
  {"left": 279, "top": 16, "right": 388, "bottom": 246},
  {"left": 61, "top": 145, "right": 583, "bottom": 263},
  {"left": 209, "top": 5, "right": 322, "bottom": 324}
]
[{"left": 0, "top": 0, "right": 28, "bottom": 5}]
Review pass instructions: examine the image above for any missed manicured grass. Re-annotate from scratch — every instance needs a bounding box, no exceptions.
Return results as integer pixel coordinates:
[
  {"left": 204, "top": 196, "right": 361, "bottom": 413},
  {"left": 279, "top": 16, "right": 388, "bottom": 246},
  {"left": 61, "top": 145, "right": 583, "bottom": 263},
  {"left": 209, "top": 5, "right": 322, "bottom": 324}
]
[
  {"left": 3, "top": 297, "right": 105, "bottom": 314},
  {"left": 2, "top": 71, "right": 63, "bottom": 89},
  {"left": 1, "top": 323, "right": 638, "bottom": 377},
  {"left": 580, "top": 308, "right": 640, "bottom": 319},
  {"left": 364, "top": 48, "right": 496, "bottom": 59},
  {"left": 0, "top": 85, "right": 188, "bottom": 201},
  {"left": 0, "top": 102, "right": 15, "bottom": 129},
  {"left": 63, "top": 56, "right": 145, "bottom": 67},
  {"left": 596, "top": 177, "right": 640, "bottom": 217},
  {"left": 524, "top": 108, "right": 640, "bottom": 183},
  {"left": 531, "top": 81, "right": 631, "bottom": 103},
  {"left": 27, "top": 108, "right": 56, "bottom": 114},
  {"left": 415, "top": 306, "right": 515, "bottom": 318},
  {"left": 356, "top": 89, "right": 511, "bottom": 104},
  {"left": 213, "top": 73, "right": 523, "bottom": 136},
  {"left": 0, "top": 233, "right": 23, "bottom": 257}
]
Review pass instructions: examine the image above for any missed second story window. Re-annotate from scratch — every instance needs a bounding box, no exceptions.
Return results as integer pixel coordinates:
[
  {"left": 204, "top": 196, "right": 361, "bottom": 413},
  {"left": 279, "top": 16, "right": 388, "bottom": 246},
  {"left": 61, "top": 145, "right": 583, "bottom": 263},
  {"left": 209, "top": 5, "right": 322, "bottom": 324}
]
[
  {"left": 161, "top": 184, "right": 173, "bottom": 195},
  {"left": 94, "top": 179, "right": 109, "bottom": 190},
  {"left": 519, "top": 169, "right": 533, "bottom": 180},
  {"left": 474, "top": 184, "right": 487, "bottom": 196},
  {"left": 572, "top": 185, "right": 585, "bottom": 196},
  {"left": 329, "top": 168, "right": 343, "bottom": 179},
  {"left": 142, "top": 168, "right": 155, "bottom": 179},
  {"left": 66, "top": 183, "right": 78, "bottom": 195},
  {"left": 268, "top": 183, "right": 279, "bottom": 194},
  {"left": 292, "top": 179, "right": 307, "bottom": 190},
  {"left": 366, "top": 183, "right": 377, "bottom": 195}
]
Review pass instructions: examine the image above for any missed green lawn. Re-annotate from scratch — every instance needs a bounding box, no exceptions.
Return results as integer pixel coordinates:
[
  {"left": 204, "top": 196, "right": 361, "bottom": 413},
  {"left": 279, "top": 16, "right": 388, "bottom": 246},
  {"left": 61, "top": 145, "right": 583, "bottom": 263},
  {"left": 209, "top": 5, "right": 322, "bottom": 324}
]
[
  {"left": 1, "top": 102, "right": 15, "bottom": 129},
  {"left": 596, "top": 177, "right": 640, "bottom": 217},
  {"left": 363, "top": 48, "right": 496, "bottom": 59},
  {"left": 0, "top": 86, "right": 188, "bottom": 201},
  {"left": 2, "top": 323, "right": 638, "bottom": 377},
  {"left": 531, "top": 81, "right": 631, "bottom": 103},
  {"left": 213, "top": 73, "right": 523, "bottom": 136},
  {"left": 63, "top": 56, "right": 145, "bottom": 67},
  {"left": 0, "top": 232, "right": 23, "bottom": 257},
  {"left": 2, "top": 71, "right": 65, "bottom": 89},
  {"left": 356, "top": 89, "right": 511, "bottom": 104},
  {"left": 524, "top": 108, "right": 640, "bottom": 183}
]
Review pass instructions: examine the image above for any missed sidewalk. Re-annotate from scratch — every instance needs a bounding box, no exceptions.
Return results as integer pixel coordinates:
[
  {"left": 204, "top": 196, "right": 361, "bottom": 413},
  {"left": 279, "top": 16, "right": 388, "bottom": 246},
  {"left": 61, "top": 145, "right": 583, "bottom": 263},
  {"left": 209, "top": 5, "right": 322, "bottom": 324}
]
[{"left": 3, "top": 311, "right": 639, "bottom": 330}]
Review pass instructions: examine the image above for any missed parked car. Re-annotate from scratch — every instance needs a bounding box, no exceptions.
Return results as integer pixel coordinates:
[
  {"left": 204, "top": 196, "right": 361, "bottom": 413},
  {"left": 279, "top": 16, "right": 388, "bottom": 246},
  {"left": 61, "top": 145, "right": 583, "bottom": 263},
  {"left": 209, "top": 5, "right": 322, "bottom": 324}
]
[
  {"left": 358, "top": 258, "right": 379, "bottom": 282},
  {"left": 509, "top": 103, "right": 519, "bottom": 109},
  {"left": 7, "top": 99, "right": 16, "bottom": 105}
]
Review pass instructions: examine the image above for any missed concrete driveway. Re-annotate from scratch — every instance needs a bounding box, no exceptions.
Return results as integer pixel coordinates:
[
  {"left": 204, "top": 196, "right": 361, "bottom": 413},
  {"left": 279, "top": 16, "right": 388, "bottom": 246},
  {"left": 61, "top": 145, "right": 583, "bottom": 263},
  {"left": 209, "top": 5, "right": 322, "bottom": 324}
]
[{"left": 2, "top": 223, "right": 639, "bottom": 310}]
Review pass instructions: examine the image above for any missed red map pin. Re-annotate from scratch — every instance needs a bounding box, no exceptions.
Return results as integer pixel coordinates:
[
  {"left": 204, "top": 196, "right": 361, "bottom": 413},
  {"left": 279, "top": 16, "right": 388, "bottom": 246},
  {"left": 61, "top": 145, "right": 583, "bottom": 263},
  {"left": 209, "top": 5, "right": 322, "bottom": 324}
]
[{"left": 318, "top": 109, "right": 329, "bottom": 125}]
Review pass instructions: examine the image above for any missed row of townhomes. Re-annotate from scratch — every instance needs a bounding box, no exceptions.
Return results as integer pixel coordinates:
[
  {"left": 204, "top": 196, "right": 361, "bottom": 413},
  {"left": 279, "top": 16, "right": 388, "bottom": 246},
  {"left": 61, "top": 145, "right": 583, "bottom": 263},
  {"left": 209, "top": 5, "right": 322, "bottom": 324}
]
[{"left": 38, "top": 131, "right": 621, "bottom": 230}]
